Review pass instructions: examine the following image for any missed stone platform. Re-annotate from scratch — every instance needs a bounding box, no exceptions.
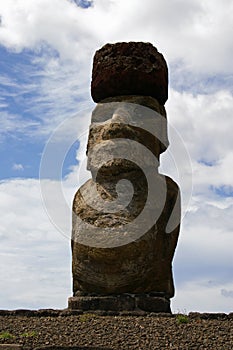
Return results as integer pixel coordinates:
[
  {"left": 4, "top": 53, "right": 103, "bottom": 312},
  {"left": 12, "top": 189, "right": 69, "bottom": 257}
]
[{"left": 68, "top": 293, "right": 171, "bottom": 313}]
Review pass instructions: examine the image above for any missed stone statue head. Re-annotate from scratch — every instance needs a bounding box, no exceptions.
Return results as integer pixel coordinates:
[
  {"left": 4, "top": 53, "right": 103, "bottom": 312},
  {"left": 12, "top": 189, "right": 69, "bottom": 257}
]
[{"left": 86, "top": 95, "right": 169, "bottom": 180}]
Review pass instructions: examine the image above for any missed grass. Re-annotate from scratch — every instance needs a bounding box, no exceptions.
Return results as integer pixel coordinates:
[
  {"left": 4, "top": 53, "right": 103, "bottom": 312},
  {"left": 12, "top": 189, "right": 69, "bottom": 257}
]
[
  {"left": 78, "top": 313, "right": 96, "bottom": 322},
  {"left": 0, "top": 331, "right": 15, "bottom": 339},
  {"left": 176, "top": 314, "right": 189, "bottom": 324},
  {"left": 0, "top": 330, "right": 37, "bottom": 340},
  {"left": 20, "top": 331, "right": 37, "bottom": 338}
]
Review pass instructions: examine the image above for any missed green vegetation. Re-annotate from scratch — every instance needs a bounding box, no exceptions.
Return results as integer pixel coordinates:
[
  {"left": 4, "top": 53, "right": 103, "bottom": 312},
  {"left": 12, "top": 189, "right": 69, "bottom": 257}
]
[
  {"left": 79, "top": 313, "right": 96, "bottom": 322},
  {"left": 176, "top": 314, "right": 189, "bottom": 324},
  {"left": 20, "top": 331, "right": 37, "bottom": 338},
  {"left": 0, "top": 331, "right": 15, "bottom": 339},
  {"left": 0, "top": 330, "right": 37, "bottom": 340}
]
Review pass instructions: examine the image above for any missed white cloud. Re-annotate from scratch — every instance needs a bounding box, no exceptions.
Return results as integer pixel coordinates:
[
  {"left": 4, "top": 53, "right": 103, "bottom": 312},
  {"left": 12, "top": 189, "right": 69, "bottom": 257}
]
[
  {"left": 160, "top": 89, "right": 233, "bottom": 313},
  {"left": 0, "top": 0, "right": 232, "bottom": 73},
  {"left": 0, "top": 110, "right": 39, "bottom": 140},
  {"left": 221, "top": 289, "right": 233, "bottom": 298},
  {"left": 161, "top": 89, "right": 233, "bottom": 196},
  {"left": 0, "top": 178, "right": 73, "bottom": 309},
  {"left": 0, "top": 50, "right": 94, "bottom": 141},
  {"left": 12, "top": 163, "right": 24, "bottom": 171},
  {"left": 28, "top": 56, "right": 94, "bottom": 135},
  {"left": 172, "top": 279, "right": 233, "bottom": 313}
]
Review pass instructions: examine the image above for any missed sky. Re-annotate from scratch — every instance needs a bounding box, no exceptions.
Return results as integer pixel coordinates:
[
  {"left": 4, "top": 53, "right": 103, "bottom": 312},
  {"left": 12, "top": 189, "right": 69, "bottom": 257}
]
[{"left": 0, "top": 0, "right": 233, "bottom": 312}]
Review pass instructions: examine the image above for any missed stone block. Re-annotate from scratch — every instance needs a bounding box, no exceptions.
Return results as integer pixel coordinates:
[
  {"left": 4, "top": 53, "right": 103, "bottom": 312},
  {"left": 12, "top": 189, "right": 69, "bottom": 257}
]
[
  {"left": 91, "top": 42, "right": 168, "bottom": 105},
  {"left": 68, "top": 295, "right": 135, "bottom": 311},
  {"left": 68, "top": 294, "right": 171, "bottom": 313},
  {"left": 135, "top": 295, "right": 171, "bottom": 313}
]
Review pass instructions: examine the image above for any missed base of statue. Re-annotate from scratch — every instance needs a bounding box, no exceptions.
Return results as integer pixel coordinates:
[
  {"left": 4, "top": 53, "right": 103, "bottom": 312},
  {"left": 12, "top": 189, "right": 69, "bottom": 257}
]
[{"left": 68, "top": 293, "right": 171, "bottom": 313}]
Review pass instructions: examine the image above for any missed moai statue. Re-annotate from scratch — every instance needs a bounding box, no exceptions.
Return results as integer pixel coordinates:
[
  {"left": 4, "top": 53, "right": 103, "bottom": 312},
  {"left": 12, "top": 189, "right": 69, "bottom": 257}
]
[{"left": 69, "top": 42, "right": 181, "bottom": 313}]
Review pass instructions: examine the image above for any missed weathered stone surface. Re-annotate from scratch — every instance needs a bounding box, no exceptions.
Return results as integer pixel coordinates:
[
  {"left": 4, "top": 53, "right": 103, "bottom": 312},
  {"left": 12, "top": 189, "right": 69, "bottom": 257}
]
[
  {"left": 136, "top": 295, "right": 171, "bottom": 313},
  {"left": 91, "top": 42, "right": 168, "bottom": 105},
  {"left": 68, "top": 294, "right": 171, "bottom": 313},
  {"left": 94, "top": 95, "right": 167, "bottom": 118},
  {"left": 72, "top": 175, "right": 180, "bottom": 297},
  {"left": 68, "top": 294, "right": 135, "bottom": 311},
  {"left": 87, "top": 96, "right": 169, "bottom": 174}
]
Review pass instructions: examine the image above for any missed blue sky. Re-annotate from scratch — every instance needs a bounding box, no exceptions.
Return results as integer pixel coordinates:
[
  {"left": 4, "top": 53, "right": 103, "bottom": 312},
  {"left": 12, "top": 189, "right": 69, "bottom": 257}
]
[
  {"left": 0, "top": 47, "right": 40, "bottom": 178},
  {"left": 0, "top": 0, "right": 233, "bottom": 312}
]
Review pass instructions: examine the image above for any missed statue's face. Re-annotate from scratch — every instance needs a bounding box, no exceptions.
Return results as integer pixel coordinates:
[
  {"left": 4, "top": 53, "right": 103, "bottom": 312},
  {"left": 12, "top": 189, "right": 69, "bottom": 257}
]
[{"left": 86, "top": 96, "right": 168, "bottom": 178}]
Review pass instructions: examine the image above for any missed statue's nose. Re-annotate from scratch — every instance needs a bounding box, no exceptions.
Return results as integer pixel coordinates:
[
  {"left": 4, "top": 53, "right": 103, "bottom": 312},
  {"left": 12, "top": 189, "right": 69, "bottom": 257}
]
[{"left": 112, "top": 108, "right": 131, "bottom": 123}]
